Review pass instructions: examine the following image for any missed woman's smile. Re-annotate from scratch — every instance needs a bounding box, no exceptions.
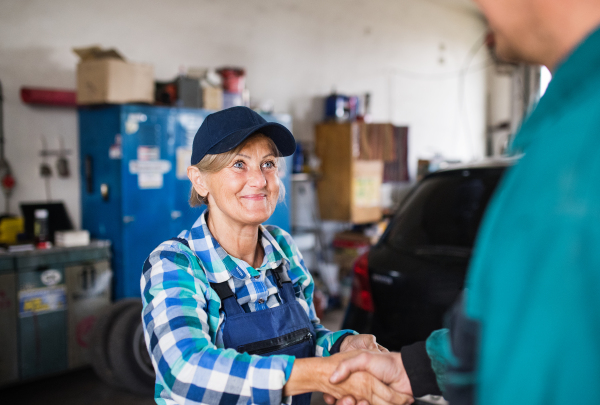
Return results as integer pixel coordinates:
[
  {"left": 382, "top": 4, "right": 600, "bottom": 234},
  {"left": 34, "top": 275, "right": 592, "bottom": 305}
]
[{"left": 241, "top": 193, "right": 267, "bottom": 200}]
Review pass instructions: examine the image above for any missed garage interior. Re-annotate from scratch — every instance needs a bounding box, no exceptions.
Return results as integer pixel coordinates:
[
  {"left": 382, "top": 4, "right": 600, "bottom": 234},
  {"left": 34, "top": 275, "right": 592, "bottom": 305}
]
[{"left": 0, "top": 1, "right": 550, "bottom": 404}]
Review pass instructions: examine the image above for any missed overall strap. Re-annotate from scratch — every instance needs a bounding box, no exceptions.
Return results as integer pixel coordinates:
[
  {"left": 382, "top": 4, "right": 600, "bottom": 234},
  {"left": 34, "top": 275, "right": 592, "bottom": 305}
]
[
  {"left": 272, "top": 265, "right": 296, "bottom": 304},
  {"left": 169, "top": 237, "right": 244, "bottom": 316},
  {"left": 210, "top": 281, "right": 244, "bottom": 316}
]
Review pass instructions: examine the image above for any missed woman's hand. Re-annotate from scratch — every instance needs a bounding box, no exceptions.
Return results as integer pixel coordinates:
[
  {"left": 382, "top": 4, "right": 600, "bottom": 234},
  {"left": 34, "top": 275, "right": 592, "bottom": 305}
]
[
  {"left": 283, "top": 351, "right": 412, "bottom": 405},
  {"left": 339, "top": 334, "right": 389, "bottom": 353}
]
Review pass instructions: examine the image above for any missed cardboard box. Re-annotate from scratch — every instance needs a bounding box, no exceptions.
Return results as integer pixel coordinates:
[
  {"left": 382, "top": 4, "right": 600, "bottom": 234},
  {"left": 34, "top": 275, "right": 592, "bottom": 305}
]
[
  {"left": 202, "top": 86, "right": 223, "bottom": 110},
  {"left": 316, "top": 122, "right": 384, "bottom": 224},
  {"left": 351, "top": 160, "right": 384, "bottom": 223},
  {"left": 55, "top": 230, "right": 90, "bottom": 247},
  {"left": 74, "top": 46, "right": 154, "bottom": 105}
]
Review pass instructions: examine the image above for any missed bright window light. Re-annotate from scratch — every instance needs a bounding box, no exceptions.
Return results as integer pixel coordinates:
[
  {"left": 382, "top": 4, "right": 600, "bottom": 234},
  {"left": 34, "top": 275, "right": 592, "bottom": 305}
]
[{"left": 540, "top": 66, "right": 552, "bottom": 97}]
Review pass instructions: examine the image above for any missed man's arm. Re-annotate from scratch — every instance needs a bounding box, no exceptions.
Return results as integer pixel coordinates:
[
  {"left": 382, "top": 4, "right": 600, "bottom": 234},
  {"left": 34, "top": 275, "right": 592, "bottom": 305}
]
[
  {"left": 327, "top": 293, "right": 480, "bottom": 404},
  {"left": 325, "top": 343, "right": 441, "bottom": 405},
  {"left": 401, "top": 341, "right": 443, "bottom": 397}
]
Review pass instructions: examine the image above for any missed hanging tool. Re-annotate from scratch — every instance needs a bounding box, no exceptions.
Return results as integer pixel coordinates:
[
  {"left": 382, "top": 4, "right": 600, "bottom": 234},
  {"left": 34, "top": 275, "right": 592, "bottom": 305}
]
[
  {"left": 40, "top": 136, "right": 52, "bottom": 201},
  {"left": 56, "top": 136, "right": 70, "bottom": 178},
  {"left": 0, "top": 80, "right": 16, "bottom": 215}
]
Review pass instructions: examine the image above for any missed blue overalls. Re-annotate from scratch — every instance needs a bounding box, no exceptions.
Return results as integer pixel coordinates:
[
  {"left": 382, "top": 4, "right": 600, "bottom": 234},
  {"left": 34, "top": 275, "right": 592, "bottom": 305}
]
[
  {"left": 210, "top": 265, "right": 316, "bottom": 405},
  {"left": 174, "top": 236, "right": 316, "bottom": 405}
]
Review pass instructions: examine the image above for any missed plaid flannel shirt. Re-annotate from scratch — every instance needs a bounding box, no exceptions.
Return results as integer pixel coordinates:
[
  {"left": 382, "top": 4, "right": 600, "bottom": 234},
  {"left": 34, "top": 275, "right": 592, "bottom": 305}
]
[{"left": 141, "top": 210, "right": 356, "bottom": 405}]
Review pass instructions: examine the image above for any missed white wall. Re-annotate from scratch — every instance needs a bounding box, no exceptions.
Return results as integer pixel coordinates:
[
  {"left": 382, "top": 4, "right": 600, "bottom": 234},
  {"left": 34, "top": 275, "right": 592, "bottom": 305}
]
[{"left": 0, "top": 0, "right": 488, "bottom": 228}]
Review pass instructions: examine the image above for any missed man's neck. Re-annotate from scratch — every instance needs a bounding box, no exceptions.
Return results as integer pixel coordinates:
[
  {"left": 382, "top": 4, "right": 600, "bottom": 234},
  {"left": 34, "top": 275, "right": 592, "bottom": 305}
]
[{"left": 542, "top": 5, "right": 600, "bottom": 71}]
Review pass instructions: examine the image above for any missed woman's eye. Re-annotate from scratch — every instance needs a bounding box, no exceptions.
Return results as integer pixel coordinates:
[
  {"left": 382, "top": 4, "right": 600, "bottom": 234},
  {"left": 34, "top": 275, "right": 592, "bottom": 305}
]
[
  {"left": 262, "top": 161, "right": 276, "bottom": 169},
  {"left": 233, "top": 161, "right": 244, "bottom": 169}
]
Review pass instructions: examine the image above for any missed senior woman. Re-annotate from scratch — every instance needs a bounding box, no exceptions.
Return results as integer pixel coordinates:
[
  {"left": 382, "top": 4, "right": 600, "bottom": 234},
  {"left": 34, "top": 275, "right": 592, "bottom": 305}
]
[{"left": 141, "top": 107, "right": 411, "bottom": 405}]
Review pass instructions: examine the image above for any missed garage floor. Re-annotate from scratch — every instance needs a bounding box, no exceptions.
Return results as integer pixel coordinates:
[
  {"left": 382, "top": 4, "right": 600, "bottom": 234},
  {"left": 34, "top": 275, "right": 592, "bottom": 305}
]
[{"left": 1, "top": 310, "right": 345, "bottom": 405}]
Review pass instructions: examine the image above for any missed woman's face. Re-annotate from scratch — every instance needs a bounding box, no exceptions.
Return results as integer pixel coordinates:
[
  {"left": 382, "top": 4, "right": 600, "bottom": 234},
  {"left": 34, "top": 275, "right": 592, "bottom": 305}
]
[{"left": 201, "top": 137, "right": 280, "bottom": 226}]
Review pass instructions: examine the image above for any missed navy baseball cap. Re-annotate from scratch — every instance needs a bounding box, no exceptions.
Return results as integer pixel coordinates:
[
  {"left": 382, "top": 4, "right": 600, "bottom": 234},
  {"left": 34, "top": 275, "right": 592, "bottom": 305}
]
[{"left": 191, "top": 106, "right": 296, "bottom": 165}]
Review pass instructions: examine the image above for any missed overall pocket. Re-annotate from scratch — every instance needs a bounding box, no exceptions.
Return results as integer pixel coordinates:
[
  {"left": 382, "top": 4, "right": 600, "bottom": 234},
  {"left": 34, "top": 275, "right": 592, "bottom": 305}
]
[{"left": 238, "top": 328, "right": 313, "bottom": 356}]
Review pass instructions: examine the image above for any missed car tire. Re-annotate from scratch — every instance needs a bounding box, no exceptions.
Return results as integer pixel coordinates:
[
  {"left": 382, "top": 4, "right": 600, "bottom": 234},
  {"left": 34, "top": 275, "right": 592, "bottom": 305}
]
[
  {"left": 89, "top": 298, "right": 140, "bottom": 388},
  {"left": 107, "top": 302, "right": 155, "bottom": 395}
]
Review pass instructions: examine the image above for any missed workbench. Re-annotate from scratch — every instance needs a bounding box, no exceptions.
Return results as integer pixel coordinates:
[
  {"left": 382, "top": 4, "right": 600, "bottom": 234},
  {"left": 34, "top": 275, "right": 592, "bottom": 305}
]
[{"left": 0, "top": 241, "right": 111, "bottom": 386}]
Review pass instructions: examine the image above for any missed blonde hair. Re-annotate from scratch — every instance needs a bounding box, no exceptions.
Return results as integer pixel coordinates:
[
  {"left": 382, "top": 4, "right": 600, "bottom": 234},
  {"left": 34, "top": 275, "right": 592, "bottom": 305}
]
[{"left": 190, "top": 133, "right": 286, "bottom": 206}]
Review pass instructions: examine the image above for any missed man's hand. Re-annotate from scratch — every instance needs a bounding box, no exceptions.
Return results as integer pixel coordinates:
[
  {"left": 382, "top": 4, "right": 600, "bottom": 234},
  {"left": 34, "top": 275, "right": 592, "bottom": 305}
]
[
  {"left": 339, "top": 334, "right": 389, "bottom": 353},
  {"left": 324, "top": 351, "right": 414, "bottom": 405},
  {"left": 325, "top": 369, "right": 412, "bottom": 405},
  {"left": 321, "top": 351, "right": 413, "bottom": 405},
  {"left": 284, "top": 352, "right": 412, "bottom": 405}
]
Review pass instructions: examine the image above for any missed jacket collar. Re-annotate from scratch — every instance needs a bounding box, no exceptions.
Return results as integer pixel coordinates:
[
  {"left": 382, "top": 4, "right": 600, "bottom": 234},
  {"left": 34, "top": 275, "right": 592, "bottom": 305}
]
[{"left": 510, "top": 24, "right": 600, "bottom": 154}]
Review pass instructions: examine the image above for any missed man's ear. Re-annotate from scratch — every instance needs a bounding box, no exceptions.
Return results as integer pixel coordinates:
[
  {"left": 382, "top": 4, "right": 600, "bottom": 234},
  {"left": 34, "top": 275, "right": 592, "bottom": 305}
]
[{"left": 187, "top": 166, "right": 209, "bottom": 197}]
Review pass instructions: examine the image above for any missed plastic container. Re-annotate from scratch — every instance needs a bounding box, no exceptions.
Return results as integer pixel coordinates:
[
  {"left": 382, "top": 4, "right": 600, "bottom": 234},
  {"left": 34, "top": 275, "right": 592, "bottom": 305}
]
[
  {"left": 217, "top": 68, "right": 245, "bottom": 93},
  {"left": 34, "top": 209, "right": 50, "bottom": 248},
  {"left": 293, "top": 143, "right": 304, "bottom": 173}
]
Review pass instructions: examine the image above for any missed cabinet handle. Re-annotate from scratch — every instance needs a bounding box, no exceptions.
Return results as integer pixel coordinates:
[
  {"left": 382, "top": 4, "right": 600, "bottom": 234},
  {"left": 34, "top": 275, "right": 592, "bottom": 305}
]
[{"left": 100, "top": 183, "right": 109, "bottom": 201}]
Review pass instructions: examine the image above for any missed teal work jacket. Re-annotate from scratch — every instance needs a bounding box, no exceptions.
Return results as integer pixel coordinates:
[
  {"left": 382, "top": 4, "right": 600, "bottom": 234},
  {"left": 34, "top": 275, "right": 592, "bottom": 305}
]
[{"left": 426, "top": 25, "right": 600, "bottom": 404}]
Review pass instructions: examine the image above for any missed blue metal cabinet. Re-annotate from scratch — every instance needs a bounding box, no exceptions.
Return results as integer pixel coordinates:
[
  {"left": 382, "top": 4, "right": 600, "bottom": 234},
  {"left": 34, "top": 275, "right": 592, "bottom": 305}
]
[
  {"left": 79, "top": 105, "right": 292, "bottom": 299},
  {"left": 261, "top": 113, "right": 293, "bottom": 232},
  {"left": 172, "top": 109, "right": 208, "bottom": 231}
]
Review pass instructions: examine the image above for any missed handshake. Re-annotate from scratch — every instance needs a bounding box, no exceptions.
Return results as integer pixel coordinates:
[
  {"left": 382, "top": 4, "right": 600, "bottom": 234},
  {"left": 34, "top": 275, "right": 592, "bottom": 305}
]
[{"left": 284, "top": 334, "right": 415, "bottom": 405}]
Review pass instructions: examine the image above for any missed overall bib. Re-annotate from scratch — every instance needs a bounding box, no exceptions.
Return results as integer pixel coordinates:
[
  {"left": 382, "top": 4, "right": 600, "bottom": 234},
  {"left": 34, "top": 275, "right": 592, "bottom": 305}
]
[{"left": 210, "top": 264, "right": 316, "bottom": 405}]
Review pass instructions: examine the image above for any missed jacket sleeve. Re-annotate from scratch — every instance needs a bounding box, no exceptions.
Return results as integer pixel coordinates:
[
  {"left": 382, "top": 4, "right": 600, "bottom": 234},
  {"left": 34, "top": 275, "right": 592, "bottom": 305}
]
[
  {"left": 402, "top": 292, "right": 479, "bottom": 403},
  {"left": 141, "top": 242, "right": 295, "bottom": 405}
]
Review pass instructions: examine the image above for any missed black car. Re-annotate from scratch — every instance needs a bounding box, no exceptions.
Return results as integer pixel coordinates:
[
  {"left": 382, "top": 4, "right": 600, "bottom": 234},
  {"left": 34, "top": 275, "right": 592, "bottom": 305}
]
[{"left": 342, "top": 160, "right": 513, "bottom": 351}]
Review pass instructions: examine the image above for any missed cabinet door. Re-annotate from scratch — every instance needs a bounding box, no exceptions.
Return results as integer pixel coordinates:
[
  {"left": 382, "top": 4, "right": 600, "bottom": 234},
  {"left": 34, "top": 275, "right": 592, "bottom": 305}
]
[
  {"left": 18, "top": 266, "right": 68, "bottom": 379},
  {"left": 261, "top": 113, "right": 293, "bottom": 233},
  {"left": 120, "top": 106, "right": 176, "bottom": 299},
  {"left": 172, "top": 109, "right": 208, "bottom": 235},
  {"left": 66, "top": 261, "right": 112, "bottom": 368},
  {"left": 0, "top": 272, "right": 18, "bottom": 385}
]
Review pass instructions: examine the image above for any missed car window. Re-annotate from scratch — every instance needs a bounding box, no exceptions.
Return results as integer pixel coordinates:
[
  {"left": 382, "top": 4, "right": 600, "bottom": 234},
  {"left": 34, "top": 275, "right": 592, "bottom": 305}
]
[{"left": 384, "top": 168, "right": 504, "bottom": 253}]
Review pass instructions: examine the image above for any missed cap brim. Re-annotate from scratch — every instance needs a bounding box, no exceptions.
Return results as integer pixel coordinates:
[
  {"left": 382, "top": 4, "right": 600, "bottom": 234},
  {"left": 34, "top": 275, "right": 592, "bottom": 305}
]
[{"left": 206, "top": 122, "right": 296, "bottom": 157}]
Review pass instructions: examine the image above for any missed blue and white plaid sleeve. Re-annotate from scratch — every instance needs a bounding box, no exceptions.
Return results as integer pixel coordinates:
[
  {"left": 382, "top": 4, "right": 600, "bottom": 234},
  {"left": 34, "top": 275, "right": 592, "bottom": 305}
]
[
  {"left": 141, "top": 242, "right": 295, "bottom": 405},
  {"left": 266, "top": 228, "right": 358, "bottom": 357}
]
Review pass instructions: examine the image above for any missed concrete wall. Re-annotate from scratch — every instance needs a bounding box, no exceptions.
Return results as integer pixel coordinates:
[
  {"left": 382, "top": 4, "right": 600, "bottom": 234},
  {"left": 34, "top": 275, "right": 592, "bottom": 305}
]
[{"left": 0, "top": 0, "right": 488, "bottom": 228}]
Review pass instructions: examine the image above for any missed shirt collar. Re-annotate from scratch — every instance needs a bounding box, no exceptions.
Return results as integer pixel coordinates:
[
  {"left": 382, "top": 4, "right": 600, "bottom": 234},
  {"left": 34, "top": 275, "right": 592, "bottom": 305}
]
[
  {"left": 510, "top": 24, "right": 600, "bottom": 154},
  {"left": 187, "top": 209, "right": 289, "bottom": 283}
]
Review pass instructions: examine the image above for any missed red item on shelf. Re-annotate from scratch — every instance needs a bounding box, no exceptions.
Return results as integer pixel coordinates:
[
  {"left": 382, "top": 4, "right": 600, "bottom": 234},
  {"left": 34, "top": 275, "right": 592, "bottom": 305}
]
[
  {"left": 20, "top": 87, "right": 77, "bottom": 107},
  {"left": 217, "top": 68, "right": 245, "bottom": 93},
  {"left": 36, "top": 241, "right": 53, "bottom": 249}
]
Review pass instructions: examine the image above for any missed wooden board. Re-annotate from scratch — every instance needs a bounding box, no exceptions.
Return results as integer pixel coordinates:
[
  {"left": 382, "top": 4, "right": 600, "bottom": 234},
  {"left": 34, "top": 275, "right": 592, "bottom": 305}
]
[{"left": 315, "top": 123, "right": 354, "bottom": 221}]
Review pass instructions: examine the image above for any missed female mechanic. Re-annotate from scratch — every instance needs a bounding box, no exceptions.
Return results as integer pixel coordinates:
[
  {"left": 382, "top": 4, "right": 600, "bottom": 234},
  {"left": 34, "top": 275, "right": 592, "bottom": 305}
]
[{"left": 141, "top": 106, "right": 408, "bottom": 405}]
